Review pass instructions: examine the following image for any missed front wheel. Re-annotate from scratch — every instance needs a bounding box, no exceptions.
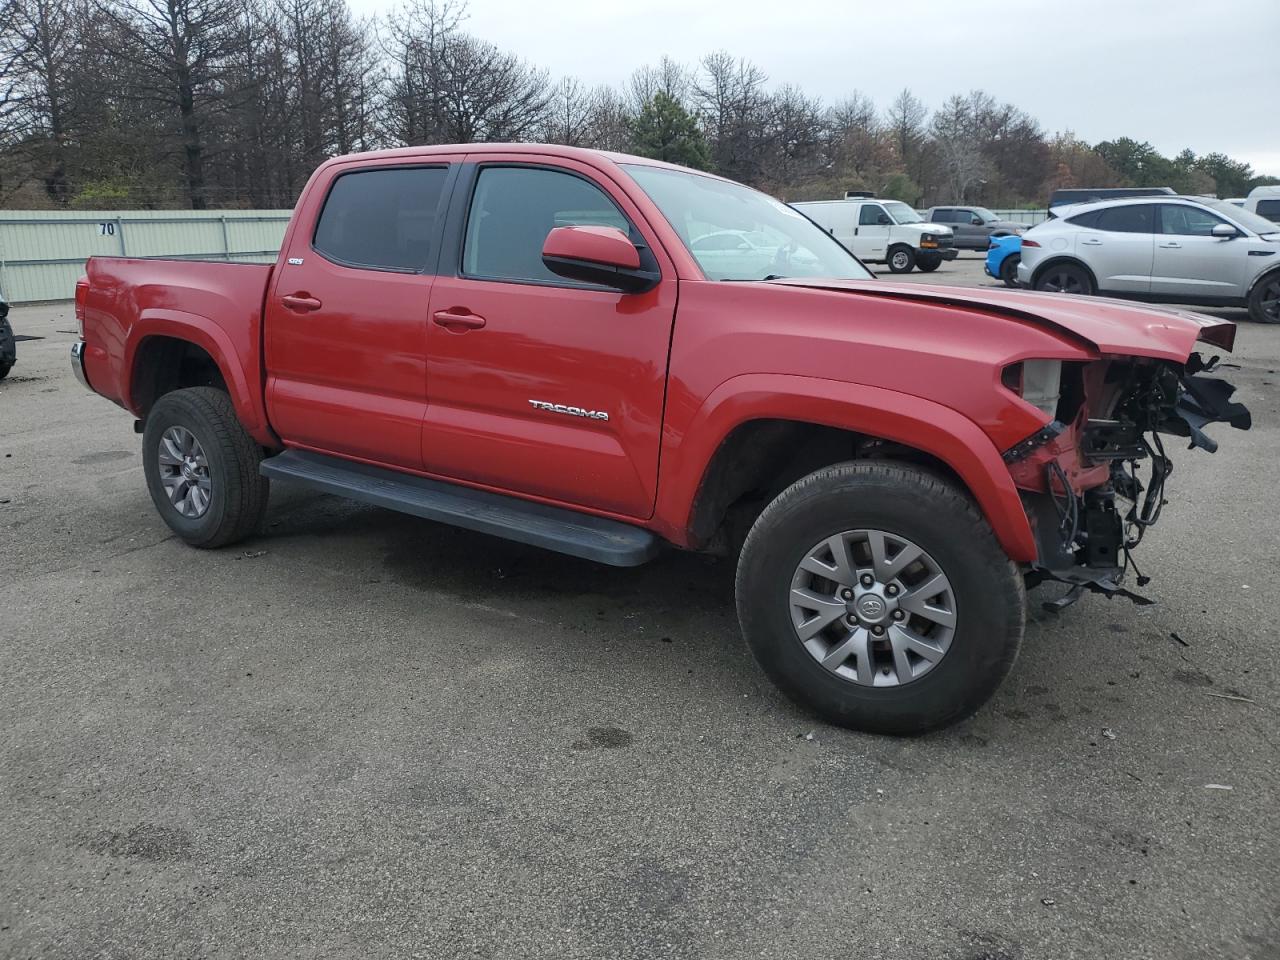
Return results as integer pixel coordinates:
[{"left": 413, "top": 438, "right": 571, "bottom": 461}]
[
  {"left": 916, "top": 255, "right": 941, "bottom": 272},
  {"left": 735, "top": 461, "right": 1026, "bottom": 735},
  {"left": 142, "top": 387, "right": 269, "bottom": 548},
  {"left": 887, "top": 246, "right": 916, "bottom": 274},
  {"left": 999, "top": 254, "right": 1021, "bottom": 288},
  {"left": 1248, "top": 273, "right": 1280, "bottom": 324},
  {"left": 1034, "top": 262, "right": 1094, "bottom": 295}
]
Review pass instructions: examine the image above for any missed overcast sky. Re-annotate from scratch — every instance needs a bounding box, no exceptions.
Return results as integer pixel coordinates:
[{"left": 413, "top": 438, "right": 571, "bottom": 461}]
[{"left": 347, "top": 0, "right": 1280, "bottom": 176}]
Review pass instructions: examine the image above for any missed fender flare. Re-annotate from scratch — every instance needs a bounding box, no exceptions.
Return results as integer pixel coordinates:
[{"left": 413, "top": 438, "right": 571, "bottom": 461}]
[
  {"left": 125, "top": 309, "right": 275, "bottom": 445},
  {"left": 653, "top": 373, "right": 1038, "bottom": 563}
]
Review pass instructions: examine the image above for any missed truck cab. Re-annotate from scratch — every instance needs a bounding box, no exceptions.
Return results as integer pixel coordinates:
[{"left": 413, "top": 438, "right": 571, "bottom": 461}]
[{"left": 791, "top": 198, "right": 957, "bottom": 273}]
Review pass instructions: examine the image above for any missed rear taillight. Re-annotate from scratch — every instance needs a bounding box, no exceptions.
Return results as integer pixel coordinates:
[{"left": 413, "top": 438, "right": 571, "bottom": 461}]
[
  {"left": 74, "top": 277, "right": 87, "bottom": 338},
  {"left": 1021, "top": 239, "right": 1041, "bottom": 247}
]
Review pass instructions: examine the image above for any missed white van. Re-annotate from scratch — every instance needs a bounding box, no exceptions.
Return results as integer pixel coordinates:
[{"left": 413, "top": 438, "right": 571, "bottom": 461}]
[
  {"left": 1245, "top": 185, "right": 1280, "bottom": 224},
  {"left": 791, "top": 199, "right": 957, "bottom": 273}
]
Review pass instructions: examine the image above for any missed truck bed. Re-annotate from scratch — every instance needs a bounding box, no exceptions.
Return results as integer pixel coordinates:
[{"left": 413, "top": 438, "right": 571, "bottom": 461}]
[{"left": 79, "top": 257, "right": 275, "bottom": 436}]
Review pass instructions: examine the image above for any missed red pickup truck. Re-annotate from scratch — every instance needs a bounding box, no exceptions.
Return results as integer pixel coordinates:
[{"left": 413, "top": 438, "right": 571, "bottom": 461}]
[{"left": 71, "top": 144, "right": 1250, "bottom": 733}]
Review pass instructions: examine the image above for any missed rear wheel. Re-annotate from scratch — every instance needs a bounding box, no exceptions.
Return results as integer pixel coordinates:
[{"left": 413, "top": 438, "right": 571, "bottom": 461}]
[
  {"left": 1034, "top": 262, "right": 1093, "bottom": 295},
  {"left": 0, "top": 315, "right": 15, "bottom": 381},
  {"left": 735, "top": 461, "right": 1026, "bottom": 735},
  {"left": 999, "top": 254, "right": 1021, "bottom": 288},
  {"left": 917, "top": 255, "right": 941, "bottom": 272},
  {"left": 887, "top": 246, "right": 916, "bottom": 274},
  {"left": 142, "top": 387, "right": 269, "bottom": 548},
  {"left": 1248, "top": 273, "right": 1280, "bottom": 324}
]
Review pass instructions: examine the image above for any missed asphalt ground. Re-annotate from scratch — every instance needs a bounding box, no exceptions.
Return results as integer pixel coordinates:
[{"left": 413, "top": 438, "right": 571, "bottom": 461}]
[{"left": 2, "top": 257, "right": 1277, "bottom": 959}]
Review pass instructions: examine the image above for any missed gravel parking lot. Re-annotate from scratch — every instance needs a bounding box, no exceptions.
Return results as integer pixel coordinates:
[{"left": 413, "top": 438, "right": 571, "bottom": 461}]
[{"left": 2, "top": 269, "right": 1277, "bottom": 959}]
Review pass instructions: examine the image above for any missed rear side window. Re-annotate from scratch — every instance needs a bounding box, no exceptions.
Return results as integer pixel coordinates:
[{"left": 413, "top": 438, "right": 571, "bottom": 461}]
[
  {"left": 1256, "top": 199, "right": 1280, "bottom": 223},
  {"left": 1159, "top": 204, "right": 1228, "bottom": 236},
  {"left": 932, "top": 209, "right": 956, "bottom": 222},
  {"left": 1094, "top": 205, "right": 1155, "bottom": 234},
  {"left": 313, "top": 166, "right": 449, "bottom": 272},
  {"left": 1066, "top": 210, "right": 1101, "bottom": 228},
  {"left": 463, "top": 166, "right": 629, "bottom": 284},
  {"left": 858, "top": 204, "right": 887, "bottom": 226}
]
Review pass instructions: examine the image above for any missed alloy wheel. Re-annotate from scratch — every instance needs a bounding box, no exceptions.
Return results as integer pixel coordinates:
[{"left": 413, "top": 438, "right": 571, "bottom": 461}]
[
  {"left": 157, "top": 425, "right": 212, "bottom": 518},
  {"left": 789, "top": 529, "right": 958, "bottom": 687}
]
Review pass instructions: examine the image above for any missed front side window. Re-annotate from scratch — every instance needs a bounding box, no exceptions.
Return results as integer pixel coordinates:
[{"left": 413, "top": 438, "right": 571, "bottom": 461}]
[
  {"left": 313, "top": 166, "right": 449, "bottom": 272},
  {"left": 1095, "top": 204, "right": 1156, "bottom": 234},
  {"left": 463, "top": 166, "right": 629, "bottom": 284},
  {"left": 1159, "top": 204, "right": 1228, "bottom": 237},
  {"left": 859, "top": 204, "right": 888, "bottom": 226},
  {"left": 624, "top": 164, "right": 872, "bottom": 282}
]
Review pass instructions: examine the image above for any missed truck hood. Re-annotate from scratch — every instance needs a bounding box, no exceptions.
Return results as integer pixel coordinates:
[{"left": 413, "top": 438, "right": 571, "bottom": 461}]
[{"left": 770, "top": 279, "right": 1236, "bottom": 362}]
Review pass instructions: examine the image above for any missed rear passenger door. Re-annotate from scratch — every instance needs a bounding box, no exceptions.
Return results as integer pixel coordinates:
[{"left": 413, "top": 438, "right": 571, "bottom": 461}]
[
  {"left": 265, "top": 157, "right": 461, "bottom": 469},
  {"left": 1071, "top": 204, "right": 1155, "bottom": 294},
  {"left": 420, "top": 157, "right": 678, "bottom": 519}
]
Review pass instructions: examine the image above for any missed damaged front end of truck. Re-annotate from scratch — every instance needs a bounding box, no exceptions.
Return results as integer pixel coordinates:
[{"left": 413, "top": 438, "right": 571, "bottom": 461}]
[{"left": 1003, "top": 337, "right": 1251, "bottom": 609}]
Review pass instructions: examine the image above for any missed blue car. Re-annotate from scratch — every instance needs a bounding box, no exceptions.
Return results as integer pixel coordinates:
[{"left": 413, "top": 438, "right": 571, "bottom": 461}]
[{"left": 984, "top": 234, "right": 1022, "bottom": 288}]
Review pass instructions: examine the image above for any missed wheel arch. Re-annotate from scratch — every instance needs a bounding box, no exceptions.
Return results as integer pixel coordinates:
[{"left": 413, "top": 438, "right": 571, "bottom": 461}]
[
  {"left": 655, "top": 374, "right": 1037, "bottom": 564},
  {"left": 1030, "top": 255, "right": 1098, "bottom": 292},
  {"left": 124, "top": 311, "right": 276, "bottom": 446}
]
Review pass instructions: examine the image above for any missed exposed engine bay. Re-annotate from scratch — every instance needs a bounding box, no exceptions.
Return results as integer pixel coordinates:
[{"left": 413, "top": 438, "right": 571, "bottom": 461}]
[{"left": 1005, "top": 352, "right": 1252, "bottom": 608}]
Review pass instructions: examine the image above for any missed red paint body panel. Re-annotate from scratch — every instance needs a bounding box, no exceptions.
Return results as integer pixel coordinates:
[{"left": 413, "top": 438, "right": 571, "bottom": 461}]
[
  {"left": 76, "top": 143, "right": 1239, "bottom": 565},
  {"left": 80, "top": 257, "right": 276, "bottom": 445}
]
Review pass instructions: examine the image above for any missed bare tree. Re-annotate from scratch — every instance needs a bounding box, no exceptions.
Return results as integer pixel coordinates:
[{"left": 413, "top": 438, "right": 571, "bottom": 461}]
[
  {"left": 585, "top": 84, "right": 631, "bottom": 152},
  {"left": 884, "top": 87, "right": 927, "bottom": 183},
  {"left": 930, "top": 93, "right": 987, "bottom": 202},
  {"left": 694, "top": 51, "right": 767, "bottom": 183},
  {"left": 627, "top": 55, "right": 691, "bottom": 113},
  {"left": 2, "top": 0, "right": 89, "bottom": 202},
  {"left": 96, "top": 0, "right": 251, "bottom": 208},
  {"left": 539, "top": 76, "right": 593, "bottom": 146}
]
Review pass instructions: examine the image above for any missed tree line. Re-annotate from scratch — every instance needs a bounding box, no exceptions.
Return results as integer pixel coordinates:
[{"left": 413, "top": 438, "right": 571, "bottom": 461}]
[{"left": 2, "top": 0, "right": 1276, "bottom": 210}]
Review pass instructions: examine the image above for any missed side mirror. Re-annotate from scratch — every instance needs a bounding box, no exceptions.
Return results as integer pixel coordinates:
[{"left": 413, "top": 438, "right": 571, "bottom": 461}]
[
  {"left": 970, "top": 216, "right": 984, "bottom": 226},
  {"left": 541, "top": 225, "right": 659, "bottom": 293},
  {"left": 1211, "top": 223, "right": 1237, "bottom": 240},
  {"left": 877, "top": 214, "right": 892, "bottom": 225}
]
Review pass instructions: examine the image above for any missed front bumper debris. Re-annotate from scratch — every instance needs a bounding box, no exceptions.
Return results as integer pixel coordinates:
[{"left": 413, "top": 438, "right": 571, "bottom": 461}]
[{"left": 1019, "top": 355, "right": 1251, "bottom": 606}]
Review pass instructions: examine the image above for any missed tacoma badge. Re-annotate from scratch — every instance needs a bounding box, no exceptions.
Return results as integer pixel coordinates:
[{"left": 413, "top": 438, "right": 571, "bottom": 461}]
[{"left": 528, "top": 399, "right": 609, "bottom": 421}]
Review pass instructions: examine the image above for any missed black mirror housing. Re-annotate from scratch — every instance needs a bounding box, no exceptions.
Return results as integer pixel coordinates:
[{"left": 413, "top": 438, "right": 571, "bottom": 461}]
[{"left": 542, "top": 255, "right": 660, "bottom": 293}]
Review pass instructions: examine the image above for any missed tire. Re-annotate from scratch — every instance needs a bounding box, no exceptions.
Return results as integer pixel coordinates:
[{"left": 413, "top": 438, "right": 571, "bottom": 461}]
[
  {"left": 1248, "top": 272, "right": 1280, "bottom": 324},
  {"left": 1034, "top": 262, "right": 1094, "bottom": 295},
  {"left": 887, "top": 246, "right": 916, "bottom": 274},
  {"left": 917, "top": 255, "right": 941, "bottom": 272},
  {"left": 999, "top": 254, "right": 1021, "bottom": 288},
  {"left": 735, "top": 461, "right": 1026, "bottom": 735},
  {"left": 0, "top": 314, "right": 15, "bottom": 381},
  {"left": 142, "top": 387, "right": 269, "bottom": 548}
]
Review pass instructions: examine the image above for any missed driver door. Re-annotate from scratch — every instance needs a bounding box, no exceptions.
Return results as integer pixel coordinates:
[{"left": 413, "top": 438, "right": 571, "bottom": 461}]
[
  {"left": 854, "top": 203, "right": 891, "bottom": 261},
  {"left": 421, "top": 157, "right": 678, "bottom": 519}
]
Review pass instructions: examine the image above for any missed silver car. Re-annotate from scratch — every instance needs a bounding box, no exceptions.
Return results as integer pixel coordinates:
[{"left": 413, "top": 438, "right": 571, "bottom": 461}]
[{"left": 1016, "top": 196, "right": 1280, "bottom": 324}]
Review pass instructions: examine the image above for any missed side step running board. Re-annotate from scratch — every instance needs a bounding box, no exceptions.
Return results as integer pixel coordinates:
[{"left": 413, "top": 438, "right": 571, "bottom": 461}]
[{"left": 260, "top": 449, "right": 662, "bottom": 567}]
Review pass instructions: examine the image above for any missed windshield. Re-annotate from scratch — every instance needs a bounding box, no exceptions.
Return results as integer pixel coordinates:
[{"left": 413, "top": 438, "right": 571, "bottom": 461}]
[
  {"left": 972, "top": 207, "right": 999, "bottom": 222},
  {"left": 623, "top": 164, "right": 872, "bottom": 281},
  {"left": 882, "top": 201, "right": 923, "bottom": 224},
  {"left": 1202, "top": 198, "right": 1280, "bottom": 235}
]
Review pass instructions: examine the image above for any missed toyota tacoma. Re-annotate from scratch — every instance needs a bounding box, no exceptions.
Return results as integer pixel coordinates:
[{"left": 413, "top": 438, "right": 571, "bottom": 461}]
[{"left": 71, "top": 144, "right": 1250, "bottom": 734}]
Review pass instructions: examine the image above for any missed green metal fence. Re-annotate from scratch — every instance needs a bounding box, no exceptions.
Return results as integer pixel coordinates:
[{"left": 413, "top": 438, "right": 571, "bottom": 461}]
[{"left": 0, "top": 209, "right": 292, "bottom": 303}]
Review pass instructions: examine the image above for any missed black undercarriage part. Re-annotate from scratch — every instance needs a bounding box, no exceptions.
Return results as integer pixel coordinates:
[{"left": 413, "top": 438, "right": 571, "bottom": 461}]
[{"left": 1031, "top": 355, "right": 1250, "bottom": 609}]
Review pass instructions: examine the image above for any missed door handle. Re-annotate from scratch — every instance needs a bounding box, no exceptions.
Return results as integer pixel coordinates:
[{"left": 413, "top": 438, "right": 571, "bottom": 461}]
[
  {"left": 1081, "top": 239, "right": 1103, "bottom": 246},
  {"left": 281, "top": 294, "right": 322, "bottom": 312},
  {"left": 1158, "top": 242, "right": 1181, "bottom": 249},
  {"left": 433, "top": 309, "right": 486, "bottom": 331}
]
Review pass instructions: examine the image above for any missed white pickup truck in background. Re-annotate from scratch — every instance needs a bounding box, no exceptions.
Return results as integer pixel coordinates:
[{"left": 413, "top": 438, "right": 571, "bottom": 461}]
[{"left": 791, "top": 198, "right": 957, "bottom": 273}]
